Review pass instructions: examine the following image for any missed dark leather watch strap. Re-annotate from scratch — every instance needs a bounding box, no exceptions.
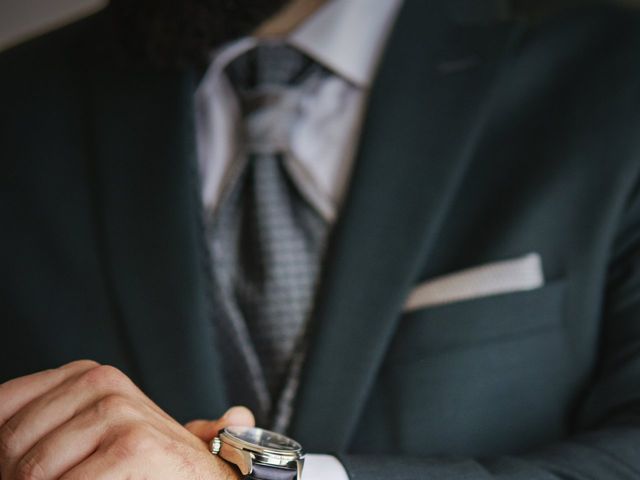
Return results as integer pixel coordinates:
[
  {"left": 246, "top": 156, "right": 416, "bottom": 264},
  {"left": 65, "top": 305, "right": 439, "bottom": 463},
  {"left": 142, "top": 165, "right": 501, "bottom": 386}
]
[{"left": 245, "top": 464, "right": 297, "bottom": 480}]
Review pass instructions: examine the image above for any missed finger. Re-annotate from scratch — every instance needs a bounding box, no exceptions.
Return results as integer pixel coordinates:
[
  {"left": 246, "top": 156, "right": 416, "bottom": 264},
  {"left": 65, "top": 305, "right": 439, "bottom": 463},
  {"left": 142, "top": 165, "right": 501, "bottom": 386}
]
[
  {"left": 222, "top": 406, "right": 255, "bottom": 428},
  {"left": 185, "top": 405, "right": 256, "bottom": 432},
  {"left": 0, "top": 360, "right": 99, "bottom": 426},
  {"left": 185, "top": 406, "right": 255, "bottom": 442},
  {"left": 0, "top": 364, "right": 137, "bottom": 475},
  {"left": 12, "top": 396, "right": 141, "bottom": 480},
  {"left": 184, "top": 420, "right": 216, "bottom": 440},
  {"left": 58, "top": 447, "right": 121, "bottom": 480}
]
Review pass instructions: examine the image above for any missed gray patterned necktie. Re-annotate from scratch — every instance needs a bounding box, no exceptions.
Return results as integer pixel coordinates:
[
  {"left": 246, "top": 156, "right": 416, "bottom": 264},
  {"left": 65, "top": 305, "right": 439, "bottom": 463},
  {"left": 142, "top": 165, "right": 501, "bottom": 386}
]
[{"left": 209, "top": 44, "right": 328, "bottom": 419}]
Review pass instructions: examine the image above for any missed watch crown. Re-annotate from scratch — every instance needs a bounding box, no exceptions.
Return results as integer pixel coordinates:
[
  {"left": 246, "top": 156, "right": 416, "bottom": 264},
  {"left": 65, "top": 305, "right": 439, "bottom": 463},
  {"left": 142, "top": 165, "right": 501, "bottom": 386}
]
[{"left": 210, "top": 437, "right": 222, "bottom": 455}]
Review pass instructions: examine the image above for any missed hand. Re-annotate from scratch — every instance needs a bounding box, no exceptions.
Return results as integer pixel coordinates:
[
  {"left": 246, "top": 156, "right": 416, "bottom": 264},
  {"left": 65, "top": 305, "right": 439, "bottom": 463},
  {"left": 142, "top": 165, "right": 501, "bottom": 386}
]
[
  {"left": 185, "top": 406, "right": 255, "bottom": 443},
  {"left": 0, "top": 360, "right": 250, "bottom": 479}
]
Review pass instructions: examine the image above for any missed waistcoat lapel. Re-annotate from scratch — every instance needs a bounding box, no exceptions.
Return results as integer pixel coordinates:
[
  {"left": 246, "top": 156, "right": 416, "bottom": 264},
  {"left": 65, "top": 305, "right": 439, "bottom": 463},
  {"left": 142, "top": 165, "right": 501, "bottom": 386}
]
[
  {"left": 88, "top": 60, "right": 227, "bottom": 423},
  {"left": 289, "top": 0, "right": 522, "bottom": 450}
]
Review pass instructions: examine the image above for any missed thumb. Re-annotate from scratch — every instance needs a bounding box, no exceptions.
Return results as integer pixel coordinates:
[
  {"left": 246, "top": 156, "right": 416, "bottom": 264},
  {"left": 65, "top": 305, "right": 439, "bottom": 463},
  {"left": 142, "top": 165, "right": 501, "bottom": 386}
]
[{"left": 185, "top": 406, "right": 255, "bottom": 442}]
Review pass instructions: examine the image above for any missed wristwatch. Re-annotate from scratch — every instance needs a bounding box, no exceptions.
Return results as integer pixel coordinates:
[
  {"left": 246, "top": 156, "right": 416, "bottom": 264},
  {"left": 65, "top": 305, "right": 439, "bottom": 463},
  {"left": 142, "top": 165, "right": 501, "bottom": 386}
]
[{"left": 210, "top": 426, "right": 305, "bottom": 479}]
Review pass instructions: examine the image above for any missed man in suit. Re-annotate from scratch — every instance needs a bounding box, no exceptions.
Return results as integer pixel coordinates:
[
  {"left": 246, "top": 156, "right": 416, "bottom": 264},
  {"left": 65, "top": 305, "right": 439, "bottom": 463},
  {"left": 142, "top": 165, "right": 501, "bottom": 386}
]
[{"left": 1, "top": 0, "right": 640, "bottom": 478}]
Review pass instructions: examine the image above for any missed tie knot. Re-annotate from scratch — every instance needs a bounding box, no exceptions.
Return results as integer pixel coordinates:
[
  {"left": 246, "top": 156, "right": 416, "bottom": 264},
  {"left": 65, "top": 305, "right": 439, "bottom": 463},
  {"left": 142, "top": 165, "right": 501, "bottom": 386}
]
[
  {"left": 226, "top": 44, "right": 313, "bottom": 93},
  {"left": 225, "top": 44, "right": 316, "bottom": 155}
]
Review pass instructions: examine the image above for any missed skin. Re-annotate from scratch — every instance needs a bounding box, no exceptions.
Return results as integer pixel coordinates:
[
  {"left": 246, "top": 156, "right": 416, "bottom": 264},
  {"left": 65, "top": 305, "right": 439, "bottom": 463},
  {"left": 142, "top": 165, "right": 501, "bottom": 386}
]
[{"left": 0, "top": 360, "right": 255, "bottom": 479}]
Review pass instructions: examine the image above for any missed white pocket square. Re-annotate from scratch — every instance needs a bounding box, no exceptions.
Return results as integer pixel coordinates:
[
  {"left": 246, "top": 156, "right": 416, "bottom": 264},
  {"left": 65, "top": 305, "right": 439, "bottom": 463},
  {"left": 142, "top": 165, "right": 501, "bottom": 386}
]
[{"left": 404, "top": 253, "right": 544, "bottom": 312}]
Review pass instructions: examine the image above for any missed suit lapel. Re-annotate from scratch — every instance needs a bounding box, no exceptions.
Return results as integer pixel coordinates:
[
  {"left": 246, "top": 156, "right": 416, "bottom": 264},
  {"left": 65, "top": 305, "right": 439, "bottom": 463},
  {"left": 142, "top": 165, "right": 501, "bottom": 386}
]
[
  {"left": 289, "top": 1, "right": 522, "bottom": 450},
  {"left": 88, "top": 62, "right": 227, "bottom": 423}
]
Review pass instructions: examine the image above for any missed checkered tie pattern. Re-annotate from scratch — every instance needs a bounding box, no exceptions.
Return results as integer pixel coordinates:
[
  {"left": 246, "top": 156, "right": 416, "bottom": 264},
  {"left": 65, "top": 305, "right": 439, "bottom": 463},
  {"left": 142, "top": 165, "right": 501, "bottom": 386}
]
[{"left": 209, "top": 44, "right": 328, "bottom": 420}]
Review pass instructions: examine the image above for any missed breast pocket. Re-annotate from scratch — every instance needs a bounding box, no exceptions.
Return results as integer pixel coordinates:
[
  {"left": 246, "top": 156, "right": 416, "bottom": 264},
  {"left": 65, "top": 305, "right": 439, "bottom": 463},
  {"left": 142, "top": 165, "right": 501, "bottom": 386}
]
[
  {"left": 389, "top": 279, "right": 566, "bottom": 362},
  {"left": 353, "top": 281, "right": 571, "bottom": 457}
]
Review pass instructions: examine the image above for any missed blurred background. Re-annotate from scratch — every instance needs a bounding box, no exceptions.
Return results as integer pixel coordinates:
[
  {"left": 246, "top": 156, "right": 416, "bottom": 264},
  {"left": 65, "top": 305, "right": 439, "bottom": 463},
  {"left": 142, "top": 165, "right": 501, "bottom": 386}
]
[
  {"left": 3, "top": 0, "right": 640, "bottom": 53},
  {"left": 0, "top": 0, "right": 106, "bottom": 52}
]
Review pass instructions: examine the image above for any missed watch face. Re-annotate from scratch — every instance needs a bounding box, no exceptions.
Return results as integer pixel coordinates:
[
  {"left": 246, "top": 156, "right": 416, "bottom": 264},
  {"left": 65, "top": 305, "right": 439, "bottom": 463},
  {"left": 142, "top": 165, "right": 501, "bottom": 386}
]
[{"left": 224, "top": 426, "right": 301, "bottom": 452}]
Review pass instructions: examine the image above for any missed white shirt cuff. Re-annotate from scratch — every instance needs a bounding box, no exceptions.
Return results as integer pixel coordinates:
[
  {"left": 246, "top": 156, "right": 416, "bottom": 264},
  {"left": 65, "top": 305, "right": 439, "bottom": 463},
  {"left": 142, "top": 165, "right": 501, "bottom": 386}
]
[{"left": 302, "top": 454, "right": 349, "bottom": 480}]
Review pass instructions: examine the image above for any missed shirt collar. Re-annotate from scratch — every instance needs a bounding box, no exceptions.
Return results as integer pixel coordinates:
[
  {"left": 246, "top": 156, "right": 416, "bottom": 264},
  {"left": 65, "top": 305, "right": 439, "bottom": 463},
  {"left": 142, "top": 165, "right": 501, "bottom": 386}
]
[{"left": 288, "top": 0, "right": 404, "bottom": 88}]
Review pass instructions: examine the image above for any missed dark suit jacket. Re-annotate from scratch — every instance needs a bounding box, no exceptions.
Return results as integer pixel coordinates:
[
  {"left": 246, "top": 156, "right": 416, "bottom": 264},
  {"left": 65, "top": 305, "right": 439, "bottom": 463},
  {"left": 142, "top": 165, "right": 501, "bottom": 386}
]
[{"left": 2, "top": 1, "right": 640, "bottom": 478}]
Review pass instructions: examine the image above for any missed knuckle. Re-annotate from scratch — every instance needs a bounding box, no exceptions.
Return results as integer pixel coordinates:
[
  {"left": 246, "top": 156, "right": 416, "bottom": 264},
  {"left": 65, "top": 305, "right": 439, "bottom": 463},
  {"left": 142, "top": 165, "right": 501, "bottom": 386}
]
[
  {"left": 0, "top": 376, "right": 18, "bottom": 396},
  {"left": 107, "top": 440, "right": 136, "bottom": 462},
  {"left": 61, "top": 359, "right": 100, "bottom": 371},
  {"left": 14, "top": 454, "right": 46, "bottom": 480},
  {"left": 111, "top": 424, "right": 156, "bottom": 458},
  {"left": 80, "top": 365, "right": 130, "bottom": 391},
  {"left": 0, "top": 420, "right": 20, "bottom": 460},
  {"left": 94, "top": 394, "right": 137, "bottom": 419}
]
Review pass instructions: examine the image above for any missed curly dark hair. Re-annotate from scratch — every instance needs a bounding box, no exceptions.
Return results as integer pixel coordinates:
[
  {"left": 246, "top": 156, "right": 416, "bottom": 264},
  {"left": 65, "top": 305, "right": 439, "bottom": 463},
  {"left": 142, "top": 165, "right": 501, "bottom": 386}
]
[{"left": 106, "top": 0, "right": 290, "bottom": 69}]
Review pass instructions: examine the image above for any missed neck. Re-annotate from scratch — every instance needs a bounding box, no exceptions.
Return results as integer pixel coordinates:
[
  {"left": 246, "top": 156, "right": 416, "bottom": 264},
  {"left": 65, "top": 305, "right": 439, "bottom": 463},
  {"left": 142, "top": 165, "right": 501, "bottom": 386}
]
[{"left": 254, "top": 0, "right": 328, "bottom": 38}]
